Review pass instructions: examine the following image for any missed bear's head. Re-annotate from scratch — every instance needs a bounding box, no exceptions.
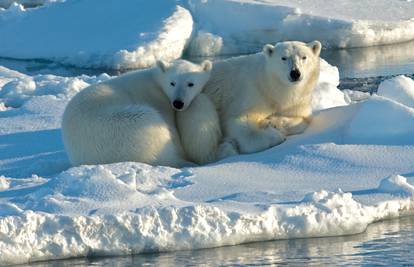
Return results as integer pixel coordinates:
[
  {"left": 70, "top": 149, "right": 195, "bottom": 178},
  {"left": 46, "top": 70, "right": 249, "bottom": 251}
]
[
  {"left": 263, "top": 40, "right": 322, "bottom": 86},
  {"left": 156, "top": 59, "right": 212, "bottom": 111}
]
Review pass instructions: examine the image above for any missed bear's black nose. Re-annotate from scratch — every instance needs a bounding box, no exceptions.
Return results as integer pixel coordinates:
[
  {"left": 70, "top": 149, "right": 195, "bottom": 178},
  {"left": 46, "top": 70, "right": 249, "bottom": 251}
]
[
  {"left": 173, "top": 100, "right": 184, "bottom": 110},
  {"left": 290, "top": 69, "right": 301, "bottom": 81}
]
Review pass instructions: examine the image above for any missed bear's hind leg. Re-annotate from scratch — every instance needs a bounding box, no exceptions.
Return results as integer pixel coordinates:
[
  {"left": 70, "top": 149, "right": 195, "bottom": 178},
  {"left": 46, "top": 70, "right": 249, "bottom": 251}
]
[{"left": 68, "top": 104, "right": 187, "bottom": 167}]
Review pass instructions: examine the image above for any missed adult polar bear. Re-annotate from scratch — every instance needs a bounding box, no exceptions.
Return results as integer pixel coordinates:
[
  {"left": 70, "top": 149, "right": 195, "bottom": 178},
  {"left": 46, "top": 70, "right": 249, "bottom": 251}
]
[
  {"left": 62, "top": 59, "right": 214, "bottom": 167},
  {"left": 205, "top": 40, "right": 322, "bottom": 155}
]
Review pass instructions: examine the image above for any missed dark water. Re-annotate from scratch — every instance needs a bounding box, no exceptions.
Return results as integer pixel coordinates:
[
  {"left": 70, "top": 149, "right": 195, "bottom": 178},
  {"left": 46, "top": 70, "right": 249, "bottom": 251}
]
[
  {"left": 24, "top": 216, "right": 414, "bottom": 267},
  {"left": 2, "top": 43, "right": 414, "bottom": 266}
]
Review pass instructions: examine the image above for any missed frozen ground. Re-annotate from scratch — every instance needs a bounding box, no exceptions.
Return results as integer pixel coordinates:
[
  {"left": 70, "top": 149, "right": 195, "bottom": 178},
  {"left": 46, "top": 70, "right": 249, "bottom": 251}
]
[
  {"left": 1, "top": 0, "right": 414, "bottom": 68},
  {"left": 1, "top": 58, "right": 414, "bottom": 264}
]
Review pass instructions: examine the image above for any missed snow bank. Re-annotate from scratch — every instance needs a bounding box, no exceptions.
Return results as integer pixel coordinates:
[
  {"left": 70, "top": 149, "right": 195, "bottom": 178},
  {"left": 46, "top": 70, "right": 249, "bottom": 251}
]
[
  {"left": 1, "top": 184, "right": 412, "bottom": 265},
  {"left": 313, "top": 59, "right": 348, "bottom": 111},
  {"left": 2, "top": 0, "right": 414, "bottom": 68},
  {"left": 346, "top": 95, "right": 414, "bottom": 145},
  {"left": 1, "top": 64, "right": 414, "bottom": 265},
  {"left": 185, "top": 0, "right": 414, "bottom": 56},
  {"left": 0, "top": 0, "right": 193, "bottom": 69},
  {"left": 377, "top": 75, "right": 414, "bottom": 108},
  {"left": 0, "top": 66, "right": 110, "bottom": 109}
]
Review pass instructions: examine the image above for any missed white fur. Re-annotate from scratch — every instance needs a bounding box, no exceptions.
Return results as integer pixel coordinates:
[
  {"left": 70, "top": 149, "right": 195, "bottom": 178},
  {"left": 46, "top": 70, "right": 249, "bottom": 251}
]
[
  {"left": 61, "top": 60, "right": 211, "bottom": 167},
  {"left": 176, "top": 93, "right": 222, "bottom": 165},
  {"left": 204, "top": 40, "right": 322, "bottom": 155}
]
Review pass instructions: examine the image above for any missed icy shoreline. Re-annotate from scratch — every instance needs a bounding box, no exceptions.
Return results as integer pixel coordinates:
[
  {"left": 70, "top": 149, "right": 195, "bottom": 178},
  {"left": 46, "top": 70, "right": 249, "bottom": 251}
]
[{"left": 1, "top": 188, "right": 413, "bottom": 265}]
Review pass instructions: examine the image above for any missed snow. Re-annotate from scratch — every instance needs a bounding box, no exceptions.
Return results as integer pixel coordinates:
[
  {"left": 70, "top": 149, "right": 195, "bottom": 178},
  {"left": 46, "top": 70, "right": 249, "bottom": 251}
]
[
  {"left": 377, "top": 75, "right": 414, "bottom": 108},
  {"left": 1, "top": 61, "right": 414, "bottom": 264},
  {"left": 1, "top": 0, "right": 414, "bottom": 68},
  {"left": 1, "top": 0, "right": 414, "bottom": 265},
  {"left": 185, "top": 0, "right": 414, "bottom": 56},
  {"left": 312, "top": 59, "right": 348, "bottom": 111},
  {"left": 0, "top": 176, "right": 9, "bottom": 190},
  {"left": 378, "top": 175, "right": 414, "bottom": 197},
  {"left": 0, "top": 66, "right": 110, "bottom": 109},
  {"left": 346, "top": 95, "right": 414, "bottom": 145},
  {"left": 0, "top": 0, "right": 193, "bottom": 70}
]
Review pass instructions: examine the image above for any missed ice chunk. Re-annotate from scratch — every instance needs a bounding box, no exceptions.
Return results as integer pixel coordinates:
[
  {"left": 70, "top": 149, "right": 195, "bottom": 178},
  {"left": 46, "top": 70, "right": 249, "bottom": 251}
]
[
  {"left": 0, "top": 176, "right": 9, "bottom": 190},
  {"left": 346, "top": 96, "right": 414, "bottom": 145},
  {"left": 0, "top": 0, "right": 193, "bottom": 69},
  {"left": 312, "top": 59, "right": 348, "bottom": 111},
  {"left": 184, "top": 0, "right": 414, "bottom": 56},
  {"left": 377, "top": 75, "right": 414, "bottom": 108},
  {"left": 378, "top": 175, "right": 414, "bottom": 197}
]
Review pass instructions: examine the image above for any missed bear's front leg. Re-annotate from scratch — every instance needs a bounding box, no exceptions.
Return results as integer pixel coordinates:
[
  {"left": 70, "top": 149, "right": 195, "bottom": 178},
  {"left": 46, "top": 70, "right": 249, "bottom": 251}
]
[
  {"left": 225, "top": 114, "right": 286, "bottom": 154},
  {"left": 260, "top": 115, "right": 311, "bottom": 136}
]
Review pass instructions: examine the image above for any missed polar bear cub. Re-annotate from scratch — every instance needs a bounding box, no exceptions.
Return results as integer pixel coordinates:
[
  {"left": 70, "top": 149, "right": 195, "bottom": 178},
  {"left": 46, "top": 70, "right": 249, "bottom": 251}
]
[
  {"left": 175, "top": 93, "right": 222, "bottom": 165},
  {"left": 62, "top": 59, "right": 213, "bottom": 167},
  {"left": 203, "top": 40, "right": 322, "bottom": 155},
  {"left": 157, "top": 60, "right": 222, "bottom": 165}
]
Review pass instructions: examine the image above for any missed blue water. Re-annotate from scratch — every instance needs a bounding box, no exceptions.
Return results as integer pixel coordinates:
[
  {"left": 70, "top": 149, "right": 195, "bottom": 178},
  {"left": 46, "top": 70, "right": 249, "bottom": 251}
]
[{"left": 2, "top": 42, "right": 414, "bottom": 266}]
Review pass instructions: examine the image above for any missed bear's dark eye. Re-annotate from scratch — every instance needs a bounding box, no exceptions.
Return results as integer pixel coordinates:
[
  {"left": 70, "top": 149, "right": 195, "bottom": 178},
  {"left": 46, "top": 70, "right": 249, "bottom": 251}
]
[
  {"left": 281, "top": 57, "right": 287, "bottom": 61},
  {"left": 170, "top": 82, "right": 175, "bottom": 87},
  {"left": 302, "top": 56, "right": 307, "bottom": 60},
  {"left": 188, "top": 82, "right": 194, "bottom": 87}
]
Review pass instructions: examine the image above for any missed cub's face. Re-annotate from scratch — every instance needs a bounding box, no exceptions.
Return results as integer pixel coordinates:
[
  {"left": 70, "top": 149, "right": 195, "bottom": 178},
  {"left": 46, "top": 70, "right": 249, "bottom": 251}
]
[
  {"left": 263, "top": 40, "right": 322, "bottom": 85},
  {"left": 157, "top": 59, "right": 212, "bottom": 111}
]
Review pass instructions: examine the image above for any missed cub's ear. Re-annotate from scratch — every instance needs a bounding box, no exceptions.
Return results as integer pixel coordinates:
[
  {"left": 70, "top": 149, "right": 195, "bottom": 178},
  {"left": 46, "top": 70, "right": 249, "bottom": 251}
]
[
  {"left": 263, "top": 44, "right": 275, "bottom": 57},
  {"left": 308, "top": 41, "right": 322, "bottom": 56},
  {"left": 156, "top": 60, "right": 168, "bottom": 72},
  {"left": 201, "top": 60, "right": 213, "bottom": 72}
]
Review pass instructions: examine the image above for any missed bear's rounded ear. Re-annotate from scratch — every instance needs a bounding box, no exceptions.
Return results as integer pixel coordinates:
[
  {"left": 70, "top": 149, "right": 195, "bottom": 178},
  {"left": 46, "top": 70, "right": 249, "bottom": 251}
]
[
  {"left": 308, "top": 41, "right": 322, "bottom": 56},
  {"left": 156, "top": 60, "right": 168, "bottom": 72},
  {"left": 201, "top": 60, "right": 213, "bottom": 72},
  {"left": 263, "top": 44, "right": 275, "bottom": 57}
]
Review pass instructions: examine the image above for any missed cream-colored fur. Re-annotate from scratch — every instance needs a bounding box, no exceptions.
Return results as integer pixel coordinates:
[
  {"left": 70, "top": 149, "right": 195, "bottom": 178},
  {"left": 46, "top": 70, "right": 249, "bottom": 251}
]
[
  {"left": 204, "top": 40, "right": 322, "bottom": 155},
  {"left": 61, "top": 60, "right": 212, "bottom": 167},
  {"left": 176, "top": 93, "right": 222, "bottom": 165}
]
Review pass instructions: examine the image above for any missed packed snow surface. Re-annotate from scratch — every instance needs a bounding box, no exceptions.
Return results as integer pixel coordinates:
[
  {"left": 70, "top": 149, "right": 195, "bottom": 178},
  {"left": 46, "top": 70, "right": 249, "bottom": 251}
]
[
  {"left": 1, "top": 0, "right": 414, "bottom": 68},
  {"left": 0, "top": 58, "right": 414, "bottom": 265}
]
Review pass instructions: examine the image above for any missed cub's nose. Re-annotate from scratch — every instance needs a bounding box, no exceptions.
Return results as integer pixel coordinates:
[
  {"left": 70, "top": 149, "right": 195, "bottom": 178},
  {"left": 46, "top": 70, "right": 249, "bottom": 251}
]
[
  {"left": 172, "top": 100, "right": 184, "bottom": 110},
  {"left": 290, "top": 69, "right": 301, "bottom": 81}
]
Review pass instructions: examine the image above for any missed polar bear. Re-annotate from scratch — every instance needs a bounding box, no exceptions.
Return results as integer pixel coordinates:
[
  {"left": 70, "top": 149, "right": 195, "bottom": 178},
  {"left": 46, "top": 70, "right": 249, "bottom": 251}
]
[
  {"left": 176, "top": 92, "right": 222, "bottom": 164},
  {"left": 203, "top": 40, "right": 322, "bottom": 155},
  {"left": 61, "top": 59, "right": 213, "bottom": 167},
  {"left": 157, "top": 60, "right": 222, "bottom": 165}
]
